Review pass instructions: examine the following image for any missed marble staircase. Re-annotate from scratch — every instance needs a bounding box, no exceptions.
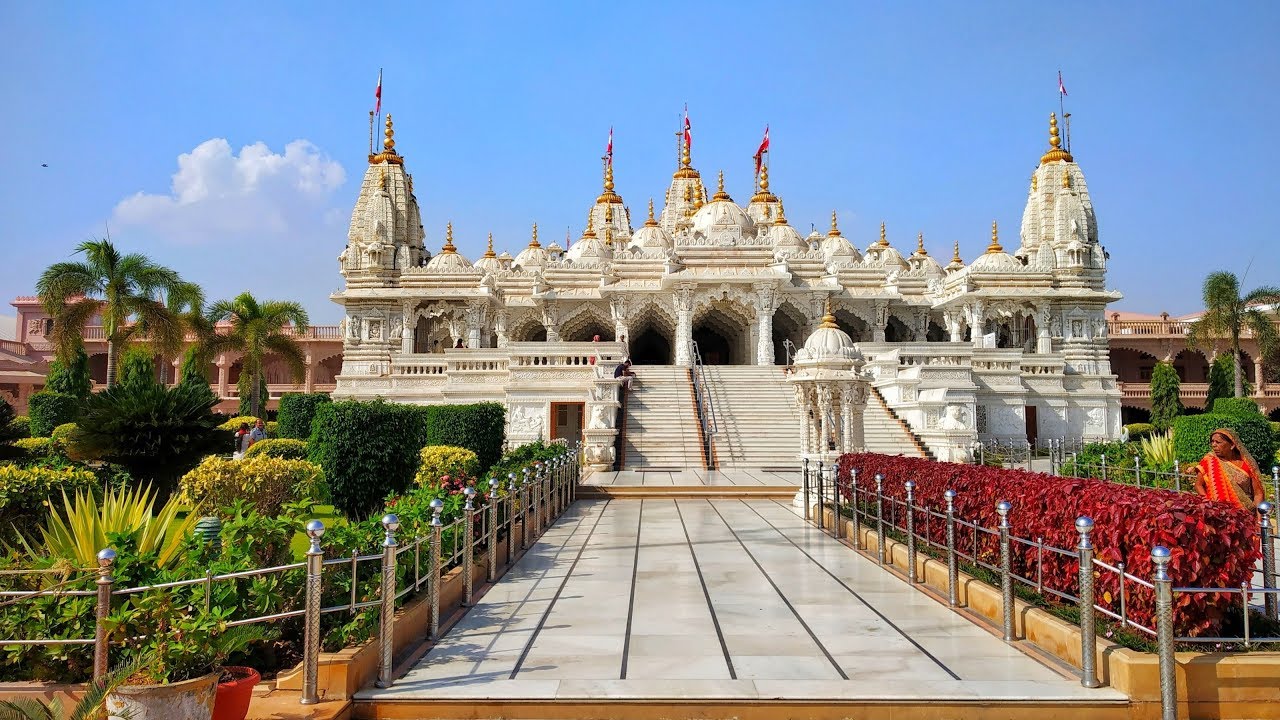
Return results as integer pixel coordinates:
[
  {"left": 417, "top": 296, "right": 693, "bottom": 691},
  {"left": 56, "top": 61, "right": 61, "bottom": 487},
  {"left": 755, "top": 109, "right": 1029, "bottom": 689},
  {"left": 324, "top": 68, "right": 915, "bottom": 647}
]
[
  {"left": 866, "top": 387, "right": 931, "bottom": 458},
  {"left": 700, "top": 365, "right": 803, "bottom": 469},
  {"left": 619, "top": 365, "right": 705, "bottom": 469}
]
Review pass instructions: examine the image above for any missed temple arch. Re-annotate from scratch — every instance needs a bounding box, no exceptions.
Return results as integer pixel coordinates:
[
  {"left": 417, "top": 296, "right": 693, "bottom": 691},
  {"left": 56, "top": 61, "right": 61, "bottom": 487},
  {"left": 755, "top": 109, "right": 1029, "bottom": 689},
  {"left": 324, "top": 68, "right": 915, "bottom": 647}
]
[
  {"left": 773, "top": 300, "right": 808, "bottom": 365},
  {"left": 560, "top": 303, "right": 615, "bottom": 342},
  {"left": 692, "top": 299, "right": 754, "bottom": 365}
]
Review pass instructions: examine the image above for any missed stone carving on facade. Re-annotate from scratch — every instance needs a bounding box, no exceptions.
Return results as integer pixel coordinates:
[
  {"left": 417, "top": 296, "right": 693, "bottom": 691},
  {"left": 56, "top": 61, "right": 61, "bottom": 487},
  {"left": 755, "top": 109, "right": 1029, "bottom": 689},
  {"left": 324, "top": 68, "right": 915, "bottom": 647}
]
[
  {"left": 509, "top": 405, "right": 544, "bottom": 438},
  {"left": 939, "top": 405, "right": 969, "bottom": 430}
]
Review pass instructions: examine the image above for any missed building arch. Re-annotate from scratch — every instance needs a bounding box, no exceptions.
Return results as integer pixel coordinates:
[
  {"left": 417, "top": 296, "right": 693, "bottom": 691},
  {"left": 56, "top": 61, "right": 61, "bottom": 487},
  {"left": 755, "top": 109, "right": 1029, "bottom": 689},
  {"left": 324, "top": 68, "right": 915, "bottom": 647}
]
[
  {"left": 773, "top": 300, "right": 808, "bottom": 364},
  {"left": 507, "top": 311, "right": 547, "bottom": 343},
  {"left": 560, "top": 303, "right": 615, "bottom": 342},
  {"left": 1109, "top": 347, "right": 1160, "bottom": 382},
  {"left": 692, "top": 298, "right": 754, "bottom": 365},
  {"left": 1172, "top": 348, "right": 1210, "bottom": 383}
]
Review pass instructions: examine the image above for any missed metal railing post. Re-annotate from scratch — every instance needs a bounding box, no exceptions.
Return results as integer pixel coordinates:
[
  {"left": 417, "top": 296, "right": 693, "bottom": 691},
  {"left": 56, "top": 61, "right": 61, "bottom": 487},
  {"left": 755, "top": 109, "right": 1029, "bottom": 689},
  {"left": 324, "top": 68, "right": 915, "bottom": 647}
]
[
  {"left": 376, "top": 514, "right": 399, "bottom": 688},
  {"left": 1076, "top": 517, "right": 1099, "bottom": 688},
  {"left": 944, "top": 490, "right": 957, "bottom": 606},
  {"left": 850, "top": 469, "right": 860, "bottom": 548},
  {"left": 875, "top": 474, "right": 886, "bottom": 565},
  {"left": 521, "top": 468, "right": 532, "bottom": 549},
  {"left": 1101, "top": 454, "right": 1108, "bottom": 481},
  {"left": 905, "top": 481, "right": 917, "bottom": 583},
  {"left": 816, "top": 460, "right": 826, "bottom": 532},
  {"left": 93, "top": 548, "right": 116, "bottom": 683},
  {"left": 506, "top": 473, "right": 518, "bottom": 563},
  {"left": 1173, "top": 459, "right": 1181, "bottom": 492},
  {"left": 463, "top": 487, "right": 476, "bottom": 607},
  {"left": 997, "top": 500, "right": 1015, "bottom": 641},
  {"left": 1152, "top": 546, "right": 1176, "bottom": 720},
  {"left": 1259, "top": 502, "right": 1276, "bottom": 621},
  {"left": 830, "top": 464, "right": 843, "bottom": 539},
  {"left": 429, "top": 499, "right": 443, "bottom": 638},
  {"left": 802, "top": 458, "right": 811, "bottom": 522},
  {"left": 487, "top": 477, "right": 500, "bottom": 582},
  {"left": 300, "top": 520, "right": 325, "bottom": 705},
  {"left": 1134, "top": 455, "right": 1142, "bottom": 488}
]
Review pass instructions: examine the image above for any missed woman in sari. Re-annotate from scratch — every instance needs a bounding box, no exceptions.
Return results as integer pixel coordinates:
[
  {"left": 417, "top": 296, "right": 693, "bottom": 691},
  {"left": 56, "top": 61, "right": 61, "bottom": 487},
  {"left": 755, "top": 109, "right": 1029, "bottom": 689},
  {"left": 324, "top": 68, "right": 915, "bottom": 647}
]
[{"left": 1189, "top": 428, "right": 1267, "bottom": 511}]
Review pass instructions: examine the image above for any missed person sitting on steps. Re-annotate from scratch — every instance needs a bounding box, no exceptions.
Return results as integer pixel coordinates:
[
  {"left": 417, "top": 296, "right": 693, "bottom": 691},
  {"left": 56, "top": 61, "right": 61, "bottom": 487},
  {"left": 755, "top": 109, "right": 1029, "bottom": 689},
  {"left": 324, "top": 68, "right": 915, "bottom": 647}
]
[{"left": 613, "top": 358, "right": 636, "bottom": 390}]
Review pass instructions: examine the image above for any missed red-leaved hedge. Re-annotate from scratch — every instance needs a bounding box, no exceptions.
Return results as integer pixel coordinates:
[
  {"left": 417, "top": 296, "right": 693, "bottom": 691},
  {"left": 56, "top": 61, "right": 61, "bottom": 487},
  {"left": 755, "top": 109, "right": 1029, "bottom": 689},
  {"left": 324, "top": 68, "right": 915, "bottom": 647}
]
[{"left": 836, "top": 453, "right": 1260, "bottom": 637}]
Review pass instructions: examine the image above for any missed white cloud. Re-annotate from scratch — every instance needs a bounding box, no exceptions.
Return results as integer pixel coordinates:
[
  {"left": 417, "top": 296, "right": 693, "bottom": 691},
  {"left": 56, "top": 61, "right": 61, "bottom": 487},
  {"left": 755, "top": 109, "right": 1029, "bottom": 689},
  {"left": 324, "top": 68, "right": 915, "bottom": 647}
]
[{"left": 112, "top": 139, "right": 346, "bottom": 244}]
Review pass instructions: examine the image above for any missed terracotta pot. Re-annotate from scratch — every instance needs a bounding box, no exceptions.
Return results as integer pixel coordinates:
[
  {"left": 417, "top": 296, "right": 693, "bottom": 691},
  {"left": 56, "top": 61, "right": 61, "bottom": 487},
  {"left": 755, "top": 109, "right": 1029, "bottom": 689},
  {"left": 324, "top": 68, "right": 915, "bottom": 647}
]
[
  {"left": 213, "top": 666, "right": 260, "bottom": 720},
  {"left": 106, "top": 671, "right": 218, "bottom": 720}
]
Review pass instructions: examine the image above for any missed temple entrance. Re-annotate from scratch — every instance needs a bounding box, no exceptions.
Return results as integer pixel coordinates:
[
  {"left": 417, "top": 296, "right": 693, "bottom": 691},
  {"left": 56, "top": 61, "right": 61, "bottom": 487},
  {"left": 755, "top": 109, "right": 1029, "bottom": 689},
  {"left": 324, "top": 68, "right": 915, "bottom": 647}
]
[
  {"left": 773, "top": 303, "right": 807, "bottom": 365},
  {"left": 630, "top": 327, "right": 671, "bottom": 365},
  {"left": 693, "top": 326, "right": 732, "bottom": 365},
  {"left": 692, "top": 302, "right": 752, "bottom": 365},
  {"left": 550, "top": 402, "right": 584, "bottom": 450}
]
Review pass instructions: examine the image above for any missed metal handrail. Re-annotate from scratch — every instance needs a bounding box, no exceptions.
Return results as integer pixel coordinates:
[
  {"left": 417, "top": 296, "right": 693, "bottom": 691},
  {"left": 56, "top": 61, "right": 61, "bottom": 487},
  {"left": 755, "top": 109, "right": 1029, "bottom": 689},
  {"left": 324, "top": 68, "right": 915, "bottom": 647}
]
[{"left": 689, "top": 340, "right": 719, "bottom": 466}]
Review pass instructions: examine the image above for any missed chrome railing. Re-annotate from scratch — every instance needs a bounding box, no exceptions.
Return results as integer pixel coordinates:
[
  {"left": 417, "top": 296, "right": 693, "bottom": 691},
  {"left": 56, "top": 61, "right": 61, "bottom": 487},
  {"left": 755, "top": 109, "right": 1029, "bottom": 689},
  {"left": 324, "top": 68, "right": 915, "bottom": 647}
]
[
  {"left": 801, "top": 461, "right": 1280, "bottom": 720},
  {"left": 0, "top": 448, "right": 581, "bottom": 703},
  {"left": 689, "top": 340, "right": 719, "bottom": 466}
]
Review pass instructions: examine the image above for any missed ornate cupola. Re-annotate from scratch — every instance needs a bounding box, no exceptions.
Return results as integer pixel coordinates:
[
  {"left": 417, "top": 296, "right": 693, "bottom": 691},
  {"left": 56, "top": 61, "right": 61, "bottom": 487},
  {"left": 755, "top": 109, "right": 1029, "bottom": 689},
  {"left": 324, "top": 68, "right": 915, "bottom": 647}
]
[
  {"left": 341, "top": 114, "right": 426, "bottom": 285},
  {"left": 566, "top": 215, "right": 613, "bottom": 265},
  {"left": 944, "top": 240, "right": 966, "bottom": 274},
  {"left": 587, "top": 159, "right": 632, "bottom": 246},
  {"left": 968, "top": 220, "right": 1021, "bottom": 273},
  {"left": 474, "top": 232, "right": 502, "bottom": 273},
  {"left": 689, "top": 171, "right": 756, "bottom": 244},
  {"left": 629, "top": 198, "right": 673, "bottom": 252},
  {"left": 659, "top": 132, "right": 706, "bottom": 233},
  {"left": 908, "top": 232, "right": 943, "bottom": 276},
  {"left": 1018, "top": 112, "right": 1102, "bottom": 278},
  {"left": 514, "top": 222, "right": 548, "bottom": 270},
  {"left": 818, "top": 211, "right": 859, "bottom": 265},
  {"left": 425, "top": 221, "right": 474, "bottom": 272},
  {"left": 863, "top": 221, "right": 907, "bottom": 269}
]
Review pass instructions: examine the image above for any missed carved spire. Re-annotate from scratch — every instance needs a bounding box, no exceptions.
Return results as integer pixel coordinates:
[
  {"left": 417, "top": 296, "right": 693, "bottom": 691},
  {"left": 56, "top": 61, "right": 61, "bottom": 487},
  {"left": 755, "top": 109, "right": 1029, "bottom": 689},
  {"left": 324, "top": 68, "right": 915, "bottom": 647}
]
[
  {"left": 484, "top": 232, "right": 496, "bottom": 258},
  {"left": 645, "top": 198, "right": 658, "bottom": 227},
  {"left": 916, "top": 232, "right": 927, "bottom": 256},
  {"left": 828, "top": 211, "right": 841, "bottom": 237},
  {"left": 776, "top": 201, "right": 788, "bottom": 224},
  {"left": 584, "top": 214, "right": 597, "bottom": 238},
  {"left": 711, "top": 170, "right": 732, "bottom": 202},
  {"left": 442, "top": 222, "right": 457, "bottom": 254},
  {"left": 596, "top": 157, "right": 622, "bottom": 204},
  {"left": 820, "top": 297, "right": 839, "bottom": 329},
  {"left": 985, "top": 220, "right": 1004, "bottom": 254},
  {"left": 952, "top": 240, "right": 962, "bottom": 263},
  {"left": 878, "top": 221, "right": 889, "bottom": 247},
  {"left": 529, "top": 222, "right": 541, "bottom": 249},
  {"left": 369, "top": 114, "right": 404, "bottom": 165}
]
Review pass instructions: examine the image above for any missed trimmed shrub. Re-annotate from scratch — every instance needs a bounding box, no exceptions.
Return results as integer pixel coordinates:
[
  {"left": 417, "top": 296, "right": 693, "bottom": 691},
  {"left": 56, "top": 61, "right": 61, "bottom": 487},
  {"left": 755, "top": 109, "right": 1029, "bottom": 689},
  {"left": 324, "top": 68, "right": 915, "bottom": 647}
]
[
  {"left": 1171, "top": 413, "right": 1276, "bottom": 468},
  {"left": 12, "top": 437, "right": 56, "bottom": 459},
  {"left": 266, "top": 421, "right": 278, "bottom": 437},
  {"left": 1205, "top": 354, "right": 1253, "bottom": 410},
  {"left": 424, "top": 403, "right": 505, "bottom": 473},
  {"left": 414, "top": 446, "right": 479, "bottom": 487},
  {"left": 9, "top": 415, "right": 30, "bottom": 440},
  {"left": 0, "top": 464, "right": 97, "bottom": 544},
  {"left": 244, "top": 438, "right": 309, "bottom": 460},
  {"left": 1124, "top": 423, "right": 1156, "bottom": 441},
  {"left": 27, "top": 392, "right": 80, "bottom": 437},
  {"left": 486, "top": 439, "right": 571, "bottom": 486},
  {"left": 277, "top": 393, "right": 331, "bottom": 440},
  {"left": 1211, "top": 397, "right": 1261, "bottom": 416},
  {"left": 1148, "top": 361, "right": 1182, "bottom": 431},
  {"left": 218, "top": 415, "right": 262, "bottom": 431},
  {"left": 309, "top": 400, "right": 430, "bottom": 519},
  {"left": 44, "top": 348, "right": 92, "bottom": 399},
  {"left": 116, "top": 346, "right": 158, "bottom": 392},
  {"left": 178, "top": 454, "right": 325, "bottom": 516},
  {"left": 837, "top": 453, "right": 1259, "bottom": 638}
]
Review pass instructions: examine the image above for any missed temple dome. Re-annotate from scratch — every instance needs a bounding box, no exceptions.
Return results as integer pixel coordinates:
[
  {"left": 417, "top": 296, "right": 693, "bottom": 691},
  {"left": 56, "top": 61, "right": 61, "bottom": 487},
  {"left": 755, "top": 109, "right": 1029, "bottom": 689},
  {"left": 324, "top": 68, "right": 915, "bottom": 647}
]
[
  {"left": 690, "top": 171, "right": 756, "bottom": 239},
  {"left": 796, "top": 302, "right": 863, "bottom": 365},
  {"left": 513, "top": 223, "right": 547, "bottom": 269},
  {"left": 968, "top": 221, "right": 1022, "bottom": 273},
  {"left": 566, "top": 221, "right": 612, "bottom": 264},
  {"left": 630, "top": 199, "right": 673, "bottom": 252},
  {"left": 474, "top": 233, "right": 502, "bottom": 273},
  {"left": 426, "top": 223, "right": 474, "bottom": 272},
  {"left": 818, "top": 212, "right": 860, "bottom": 264},
  {"left": 771, "top": 221, "right": 808, "bottom": 253},
  {"left": 908, "top": 234, "right": 943, "bottom": 276}
]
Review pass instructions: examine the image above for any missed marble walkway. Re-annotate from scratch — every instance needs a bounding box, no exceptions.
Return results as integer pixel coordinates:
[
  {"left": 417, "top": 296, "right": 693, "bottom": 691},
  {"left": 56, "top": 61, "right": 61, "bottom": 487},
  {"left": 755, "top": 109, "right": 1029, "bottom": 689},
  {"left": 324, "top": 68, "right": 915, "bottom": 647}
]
[
  {"left": 583, "top": 467, "right": 801, "bottom": 487},
  {"left": 361, "top": 498, "right": 1124, "bottom": 703}
]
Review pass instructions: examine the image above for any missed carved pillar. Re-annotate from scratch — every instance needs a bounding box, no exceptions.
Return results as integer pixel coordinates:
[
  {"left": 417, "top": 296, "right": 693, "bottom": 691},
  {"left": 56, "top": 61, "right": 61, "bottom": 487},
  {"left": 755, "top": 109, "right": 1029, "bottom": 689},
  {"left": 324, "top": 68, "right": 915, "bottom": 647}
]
[
  {"left": 847, "top": 384, "right": 867, "bottom": 452},
  {"left": 873, "top": 301, "right": 888, "bottom": 343},
  {"left": 674, "top": 285, "right": 695, "bottom": 366},
  {"left": 840, "top": 388, "right": 852, "bottom": 453},
  {"left": 969, "top": 301, "right": 986, "bottom": 348},
  {"left": 1254, "top": 356, "right": 1266, "bottom": 395},
  {"left": 946, "top": 310, "right": 964, "bottom": 342},
  {"left": 540, "top": 302, "right": 561, "bottom": 343},
  {"left": 1036, "top": 304, "right": 1053, "bottom": 354},
  {"left": 817, "top": 385, "right": 833, "bottom": 455},
  {"left": 609, "top": 297, "right": 630, "bottom": 350},
  {"left": 495, "top": 310, "right": 510, "bottom": 348},
  {"left": 796, "top": 386, "right": 811, "bottom": 454},
  {"left": 304, "top": 357, "right": 315, "bottom": 392},
  {"left": 216, "top": 357, "right": 229, "bottom": 399},
  {"left": 400, "top": 302, "right": 414, "bottom": 355},
  {"left": 754, "top": 285, "right": 776, "bottom": 366},
  {"left": 914, "top": 307, "right": 930, "bottom": 342},
  {"left": 466, "top": 300, "right": 488, "bottom": 349}
]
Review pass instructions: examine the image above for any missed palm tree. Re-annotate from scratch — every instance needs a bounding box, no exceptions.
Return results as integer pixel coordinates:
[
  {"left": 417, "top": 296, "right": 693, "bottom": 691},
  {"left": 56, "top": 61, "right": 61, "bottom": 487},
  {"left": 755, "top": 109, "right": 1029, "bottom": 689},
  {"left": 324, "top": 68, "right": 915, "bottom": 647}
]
[
  {"left": 1186, "top": 271, "right": 1280, "bottom": 398},
  {"left": 0, "top": 655, "right": 146, "bottom": 719},
  {"left": 205, "top": 292, "right": 309, "bottom": 418},
  {"left": 36, "top": 239, "right": 190, "bottom": 386}
]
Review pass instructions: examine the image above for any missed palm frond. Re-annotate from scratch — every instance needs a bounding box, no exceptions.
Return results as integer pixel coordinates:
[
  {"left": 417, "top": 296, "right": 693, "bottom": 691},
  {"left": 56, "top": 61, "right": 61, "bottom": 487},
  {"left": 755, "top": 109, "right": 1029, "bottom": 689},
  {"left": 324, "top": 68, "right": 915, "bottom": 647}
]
[
  {"left": 50, "top": 298, "right": 103, "bottom": 362},
  {"left": 261, "top": 300, "right": 310, "bottom": 334},
  {"left": 0, "top": 698, "right": 57, "bottom": 720},
  {"left": 129, "top": 297, "right": 186, "bottom": 360},
  {"left": 36, "top": 261, "right": 100, "bottom": 314},
  {"left": 74, "top": 239, "right": 120, "bottom": 275},
  {"left": 264, "top": 335, "right": 307, "bottom": 382}
]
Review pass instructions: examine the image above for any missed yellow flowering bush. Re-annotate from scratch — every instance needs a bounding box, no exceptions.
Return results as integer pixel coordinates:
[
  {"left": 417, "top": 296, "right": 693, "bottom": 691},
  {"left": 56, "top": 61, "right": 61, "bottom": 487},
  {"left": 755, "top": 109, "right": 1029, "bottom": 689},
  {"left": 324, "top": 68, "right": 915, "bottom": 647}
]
[
  {"left": 266, "top": 421, "right": 278, "bottom": 437},
  {"left": 0, "top": 463, "right": 97, "bottom": 543},
  {"left": 12, "top": 437, "right": 54, "bottom": 457},
  {"left": 217, "top": 416, "right": 261, "bottom": 431},
  {"left": 244, "top": 438, "right": 308, "bottom": 460},
  {"left": 413, "top": 445, "right": 479, "bottom": 488},
  {"left": 178, "top": 454, "right": 325, "bottom": 516}
]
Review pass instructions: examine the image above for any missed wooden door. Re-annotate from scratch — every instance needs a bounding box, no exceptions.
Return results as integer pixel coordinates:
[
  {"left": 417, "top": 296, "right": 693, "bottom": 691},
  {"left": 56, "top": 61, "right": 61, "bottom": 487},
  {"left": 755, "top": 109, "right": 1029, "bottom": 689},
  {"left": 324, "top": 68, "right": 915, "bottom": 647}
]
[
  {"left": 550, "top": 402, "right": 584, "bottom": 450},
  {"left": 1024, "top": 405, "right": 1038, "bottom": 447}
]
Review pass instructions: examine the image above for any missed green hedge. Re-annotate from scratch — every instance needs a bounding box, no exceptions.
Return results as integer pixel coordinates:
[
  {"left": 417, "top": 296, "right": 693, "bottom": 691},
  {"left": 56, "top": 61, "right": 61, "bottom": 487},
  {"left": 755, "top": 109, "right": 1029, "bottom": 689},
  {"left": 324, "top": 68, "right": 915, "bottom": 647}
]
[
  {"left": 277, "top": 393, "right": 331, "bottom": 440},
  {"left": 1172, "top": 413, "right": 1276, "bottom": 467},
  {"left": 425, "top": 402, "right": 505, "bottom": 473},
  {"left": 309, "top": 400, "right": 430, "bottom": 519},
  {"left": 1211, "top": 397, "right": 1261, "bottom": 416},
  {"left": 1124, "top": 423, "right": 1156, "bottom": 441},
  {"left": 26, "top": 392, "right": 81, "bottom": 437},
  {"left": 244, "top": 438, "right": 309, "bottom": 460},
  {"left": 485, "top": 439, "right": 569, "bottom": 486}
]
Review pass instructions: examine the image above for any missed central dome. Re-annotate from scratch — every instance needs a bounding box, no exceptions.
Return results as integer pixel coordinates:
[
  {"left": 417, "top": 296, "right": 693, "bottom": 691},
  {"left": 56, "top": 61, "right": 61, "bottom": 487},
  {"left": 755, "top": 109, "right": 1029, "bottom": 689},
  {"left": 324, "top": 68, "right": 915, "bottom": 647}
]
[{"left": 690, "top": 172, "right": 755, "bottom": 241}]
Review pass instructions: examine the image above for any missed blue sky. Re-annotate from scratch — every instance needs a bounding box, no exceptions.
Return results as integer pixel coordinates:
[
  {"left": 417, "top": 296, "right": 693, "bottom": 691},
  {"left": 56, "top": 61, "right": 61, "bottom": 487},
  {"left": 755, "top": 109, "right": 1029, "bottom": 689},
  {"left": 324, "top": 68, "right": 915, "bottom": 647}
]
[{"left": 1, "top": 1, "right": 1277, "bottom": 323}]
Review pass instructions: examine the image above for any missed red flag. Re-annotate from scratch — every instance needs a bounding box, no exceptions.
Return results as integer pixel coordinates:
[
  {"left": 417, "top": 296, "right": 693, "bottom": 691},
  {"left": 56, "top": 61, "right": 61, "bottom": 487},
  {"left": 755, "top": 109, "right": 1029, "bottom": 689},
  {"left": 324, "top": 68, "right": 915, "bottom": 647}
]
[
  {"left": 606, "top": 126, "right": 613, "bottom": 165},
  {"left": 683, "top": 105, "right": 692, "bottom": 152},
  {"left": 374, "top": 69, "right": 383, "bottom": 114},
  {"left": 1058, "top": 70, "right": 1067, "bottom": 97},
  {"left": 754, "top": 125, "right": 770, "bottom": 176}
]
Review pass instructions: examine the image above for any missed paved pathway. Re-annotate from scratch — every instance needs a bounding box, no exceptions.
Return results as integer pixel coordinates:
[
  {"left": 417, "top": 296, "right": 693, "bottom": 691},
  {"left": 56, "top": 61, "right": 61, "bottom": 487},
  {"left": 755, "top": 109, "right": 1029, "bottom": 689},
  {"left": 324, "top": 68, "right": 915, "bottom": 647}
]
[
  {"left": 361, "top": 498, "right": 1124, "bottom": 703},
  {"left": 584, "top": 468, "right": 800, "bottom": 487}
]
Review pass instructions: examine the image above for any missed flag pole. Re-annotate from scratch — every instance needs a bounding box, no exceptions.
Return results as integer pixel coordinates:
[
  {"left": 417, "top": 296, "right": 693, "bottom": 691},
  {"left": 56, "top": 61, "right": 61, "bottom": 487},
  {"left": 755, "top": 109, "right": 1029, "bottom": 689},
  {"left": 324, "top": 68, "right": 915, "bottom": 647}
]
[
  {"left": 1058, "top": 68, "right": 1065, "bottom": 122},
  {"left": 369, "top": 111, "right": 375, "bottom": 155}
]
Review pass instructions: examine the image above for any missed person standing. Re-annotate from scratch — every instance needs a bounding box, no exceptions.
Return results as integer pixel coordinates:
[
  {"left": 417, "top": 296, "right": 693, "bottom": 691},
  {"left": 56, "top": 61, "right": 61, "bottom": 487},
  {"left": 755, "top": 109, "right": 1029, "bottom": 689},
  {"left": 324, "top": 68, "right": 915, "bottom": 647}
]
[
  {"left": 1187, "top": 428, "right": 1266, "bottom": 510},
  {"left": 248, "top": 418, "right": 268, "bottom": 448},
  {"left": 233, "top": 422, "right": 251, "bottom": 458}
]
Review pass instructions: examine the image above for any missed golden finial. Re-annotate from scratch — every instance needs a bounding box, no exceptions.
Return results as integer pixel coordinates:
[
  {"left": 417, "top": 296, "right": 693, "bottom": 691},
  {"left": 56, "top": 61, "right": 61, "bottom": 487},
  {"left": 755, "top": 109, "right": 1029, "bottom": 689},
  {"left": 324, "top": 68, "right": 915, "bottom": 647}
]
[
  {"left": 645, "top": 198, "right": 658, "bottom": 227},
  {"left": 820, "top": 298, "right": 839, "bottom": 329},
  {"left": 986, "top": 220, "right": 1004, "bottom": 254},
  {"left": 878, "top": 221, "right": 889, "bottom": 247},
  {"left": 529, "top": 222, "right": 541, "bottom": 248},
  {"left": 759, "top": 163, "right": 770, "bottom": 191},
  {"left": 442, "top": 222, "right": 456, "bottom": 254},
  {"left": 828, "top": 211, "right": 841, "bottom": 237},
  {"left": 1062, "top": 168, "right": 1071, "bottom": 188},
  {"left": 750, "top": 162, "right": 778, "bottom": 204},
  {"left": 952, "top": 240, "right": 962, "bottom": 263},
  {"left": 692, "top": 184, "right": 704, "bottom": 210},
  {"left": 604, "top": 162, "right": 614, "bottom": 192},
  {"left": 712, "top": 170, "right": 732, "bottom": 201},
  {"left": 683, "top": 185, "right": 693, "bottom": 202},
  {"left": 674, "top": 132, "right": 700, "bottom": 179},
  {"left": 1031, "top": 174, "right": 1038, "bottom": 192},
  {"left": 1040, "top": 112, "right": 1074, "bottom": 164},
  {"left": 776, "top": 201, "right": 788, "bottom": 224},
  {"left": 584, "top": 214, "right": 597, "bottom": 238},
  {"left": 383, "top": 114, "right": 396, "bottom": 152},
  {"left": 596, "top": 159, "right": 622, "bottom": 204},
  {"left": 484, "top": 232, "right": 496, "bottom": 258},
  {"left": 916, "top": 232, "right": 927, "bottom": 255}
]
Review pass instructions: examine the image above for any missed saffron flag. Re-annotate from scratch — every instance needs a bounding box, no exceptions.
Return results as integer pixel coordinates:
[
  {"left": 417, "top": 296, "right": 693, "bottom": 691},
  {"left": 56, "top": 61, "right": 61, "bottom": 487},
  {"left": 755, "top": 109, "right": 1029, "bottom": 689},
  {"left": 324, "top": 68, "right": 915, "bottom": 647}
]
[
  {"left": 754, "top": 125, "right": 770, "bottom": 176},
  {"left": 606, "top": 126, "right": 613, "bottom": 165},
  {"left": 375, "top": 69, "right": 383, "bottom": 114},
  {"left": 683, "top": 105, "right": 692, "bottom": 151},
  {"left": 1058, "top": 70, "right": 1068, "bottom": 97}
]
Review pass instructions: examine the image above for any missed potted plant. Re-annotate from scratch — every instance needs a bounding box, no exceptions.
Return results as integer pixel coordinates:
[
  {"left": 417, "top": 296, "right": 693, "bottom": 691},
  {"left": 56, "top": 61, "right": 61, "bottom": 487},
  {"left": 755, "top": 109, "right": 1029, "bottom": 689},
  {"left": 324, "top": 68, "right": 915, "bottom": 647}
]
[
  {"left": 106, "top": 610, "right": 270, "bottom": 720},
  {"left": 0, "top": 655, "right": 147, "bottom": 719},
  {"left": 213, "top": 665, "right": 261, "bottom": 720}
]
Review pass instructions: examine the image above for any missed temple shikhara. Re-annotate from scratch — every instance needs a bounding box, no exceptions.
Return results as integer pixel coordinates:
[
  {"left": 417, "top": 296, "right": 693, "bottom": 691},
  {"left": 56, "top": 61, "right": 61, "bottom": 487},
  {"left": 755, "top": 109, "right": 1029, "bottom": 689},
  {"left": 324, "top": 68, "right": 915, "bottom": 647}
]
[{"left": 330, "top": 111, "right": 1122, "bottom": 469}]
